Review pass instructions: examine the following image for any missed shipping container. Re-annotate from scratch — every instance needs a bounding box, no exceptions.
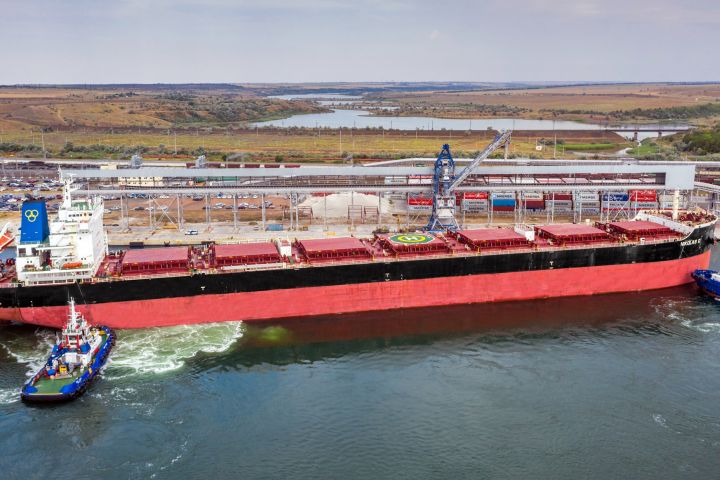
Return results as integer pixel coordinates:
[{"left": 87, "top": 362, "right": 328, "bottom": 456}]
[
  {"left": 575, "top": 192, "right": 600, "bottom": 202},
  {"left": 408, "top": 205, "right": 432, "bottom": 212},
  {"left": 462, "top": 199, "right": 488, "bottom": 207},
  {"left": 544, "top": 193, "right": 572, "bottom": 200},
  {"left": 462, "top": 199, "right": 489, "bottom": 207},
  {"left": 545, "top": 200, "right": 573, "bottom": 208},
  {"left": 575, "top": 204, "right": 601, "bottom": 211},
  {"left": 492, "top": 205, "right": 515, "bottom": 212},
  {"left": 603, "top": 202, "right": 632, "bottom": 210},
  {"left": 521, "top": 192, "right": 544, "bottom": 201},
  {"left": 491, "top": 192, "right": 516, "bottom": 200},
  {"left": 523, "top": 201, "right": 545, "bottom": 210},
  {"left": 602, "top": 193, "right": 629, "bottom": 202},
  {"left": 462, "top": 201, "right": 488, "bottom": 212},
  {"left": 463, "top": 192, "right": 489, "bottom": 200},
  {"left": 630, "top": 190, "right": 657, "bottom": 202},
  {"left": 455, "top": 192, "right": 489, "bottom": 206},
  {"left": 408, "top": 196, "right": 433, "bottom": 206}
]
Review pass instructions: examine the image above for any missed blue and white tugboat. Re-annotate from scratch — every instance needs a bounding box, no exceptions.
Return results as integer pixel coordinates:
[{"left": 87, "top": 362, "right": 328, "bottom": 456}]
[
  {"left": 691, "top": 270, "right": 720, "bottom": 299},
  {"left": 21, "top": 299, "right": 115, "bottom": 403}
]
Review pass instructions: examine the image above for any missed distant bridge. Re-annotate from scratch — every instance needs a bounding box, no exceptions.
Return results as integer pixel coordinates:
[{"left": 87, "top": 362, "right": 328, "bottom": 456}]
[
  {"left": 608, "top": 127, "right": 690, "bottom": 133},
  {"left": 606, "top": 126, "right": 691, "bottom": 140}
]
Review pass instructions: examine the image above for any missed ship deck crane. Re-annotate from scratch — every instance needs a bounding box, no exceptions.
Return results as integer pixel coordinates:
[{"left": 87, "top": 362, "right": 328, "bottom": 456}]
[{"left": 426, "top": 130, "right": 512, "bottom": 231}]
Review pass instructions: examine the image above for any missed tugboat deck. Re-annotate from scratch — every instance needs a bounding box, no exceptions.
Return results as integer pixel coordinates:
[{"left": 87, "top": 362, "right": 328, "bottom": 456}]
[{"left": 33, "top": 375, "right": 77, "bottom": 394}]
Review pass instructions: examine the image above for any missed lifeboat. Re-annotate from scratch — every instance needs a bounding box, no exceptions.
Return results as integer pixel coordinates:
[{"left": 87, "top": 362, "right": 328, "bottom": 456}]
[{"left": 61, "top": 262, "right": 83, "bottom": 270}]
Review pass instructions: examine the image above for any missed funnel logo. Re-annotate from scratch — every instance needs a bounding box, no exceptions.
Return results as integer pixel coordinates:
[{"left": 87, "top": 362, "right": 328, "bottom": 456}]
[{"left": 24, "top": 209, "right": 39, "bottom": 222}]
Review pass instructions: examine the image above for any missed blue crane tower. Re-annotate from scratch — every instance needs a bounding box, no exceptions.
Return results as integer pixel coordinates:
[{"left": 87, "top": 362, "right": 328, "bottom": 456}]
[{"left": 425, "top": 130, "right": 512, "bottom": 231}]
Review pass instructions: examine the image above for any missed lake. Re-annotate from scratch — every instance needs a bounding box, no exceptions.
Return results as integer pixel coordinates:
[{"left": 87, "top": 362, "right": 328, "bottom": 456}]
[{"left": 254, "top": 109, "right": 688, "bottom": 141}]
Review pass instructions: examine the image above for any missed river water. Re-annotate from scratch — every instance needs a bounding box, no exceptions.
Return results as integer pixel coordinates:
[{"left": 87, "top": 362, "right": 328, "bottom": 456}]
[
  {"left": 1, "top": 250, "right": 720, "bottom": 479},
  {"left": 255, "top": 110, "right": 689, "bottom": 141},
  {"left": 261, "top": 94, "right": 689, "bottom": 140}
]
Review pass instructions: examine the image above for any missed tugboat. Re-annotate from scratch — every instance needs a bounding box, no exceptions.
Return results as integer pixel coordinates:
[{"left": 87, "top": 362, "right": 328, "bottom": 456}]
[
  {"left": 691, "top": 270, "right": 720, "bottom": 299},
  {"left": 20, "top": 299, "right": 115, "bottom": 403}
]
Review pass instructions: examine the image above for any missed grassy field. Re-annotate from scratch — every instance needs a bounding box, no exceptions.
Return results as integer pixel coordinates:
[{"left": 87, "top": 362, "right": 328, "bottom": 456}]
[
  {"left": 628, "top": 141, "right": 662, "bottom": 156},
  {"left": 0, "top": 128, "right": 630, "bottom": 162},
  {"left": 0, "top": 86, "right": 325, "bottom": 133},
  {"left": 378, "top": 83, "right": 720, "bottom": 123},
  {"left": 7, "top": 83, "right": 704, "bottom": 160},
  {"left": 559, "top": 143, "right": 617, "bottom": 151}
]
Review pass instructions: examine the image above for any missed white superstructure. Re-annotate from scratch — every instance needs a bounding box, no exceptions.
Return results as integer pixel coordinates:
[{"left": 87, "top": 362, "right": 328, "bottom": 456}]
[
  {"left": 58, "top": 299, "right": 103, "bottom": 367},
  {"left": 16, "top": 179, "right": 108, "bottom": 285}
]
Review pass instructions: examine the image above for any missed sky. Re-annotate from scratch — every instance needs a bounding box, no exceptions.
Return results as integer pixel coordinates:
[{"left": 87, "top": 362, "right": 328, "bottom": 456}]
[{"left": 1, "top": 0, "right": 719, "bottom": 84}]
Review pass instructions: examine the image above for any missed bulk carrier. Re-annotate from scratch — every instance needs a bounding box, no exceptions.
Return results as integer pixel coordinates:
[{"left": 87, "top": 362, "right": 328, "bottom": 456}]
[{"left": 0, "top": 177, "right": 715, "bottom": 329}]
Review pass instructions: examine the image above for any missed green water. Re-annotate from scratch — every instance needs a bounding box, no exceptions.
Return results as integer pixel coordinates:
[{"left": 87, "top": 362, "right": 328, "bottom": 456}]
[{"left": 1, "top": 252, "right": 719, "bottom": 478}]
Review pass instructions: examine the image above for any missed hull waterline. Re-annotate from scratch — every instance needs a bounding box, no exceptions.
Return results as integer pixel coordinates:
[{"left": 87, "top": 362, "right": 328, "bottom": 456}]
[{"left": 3, "top": 251, "right": 711, "bottom": 329}]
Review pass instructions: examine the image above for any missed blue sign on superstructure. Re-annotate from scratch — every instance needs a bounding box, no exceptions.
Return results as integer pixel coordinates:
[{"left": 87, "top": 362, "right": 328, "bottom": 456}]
[{"left": 20, "top": 201, "right": 50, "bottom": 244}]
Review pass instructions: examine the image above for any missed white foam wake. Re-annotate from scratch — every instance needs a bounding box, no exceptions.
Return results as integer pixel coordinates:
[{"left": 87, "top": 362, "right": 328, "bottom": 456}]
[
  {"left": 652, "top": 297, "right": 720, "bottom": 334},
  {"left": 106, "top": 321, "right": 244, "bottom": 379},
  {"left": 0, "top": 388, "right": 20, "bottom": 405}
]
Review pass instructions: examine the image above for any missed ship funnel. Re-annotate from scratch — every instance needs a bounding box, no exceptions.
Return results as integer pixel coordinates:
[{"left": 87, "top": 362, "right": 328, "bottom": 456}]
[{"left": 20, "top": 200, "right": 50, "bottom": 244}]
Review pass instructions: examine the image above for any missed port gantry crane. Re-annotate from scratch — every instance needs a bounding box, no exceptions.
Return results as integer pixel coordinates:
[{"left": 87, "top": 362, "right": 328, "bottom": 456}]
[{"left": 425, "top": 130, "right": 513, "bottom": 231}]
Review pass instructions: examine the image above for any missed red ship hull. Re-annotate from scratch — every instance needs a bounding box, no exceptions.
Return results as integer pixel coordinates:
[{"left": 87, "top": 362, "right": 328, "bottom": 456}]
[{"left": 7, "top": 250, "right": 710, "bottom": 329}]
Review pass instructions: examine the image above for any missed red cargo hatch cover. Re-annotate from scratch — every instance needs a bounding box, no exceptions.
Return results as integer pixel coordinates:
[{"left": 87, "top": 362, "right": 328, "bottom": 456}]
[
  {"left": 298, "top": 237, "right": 370, "bottom": 260},
  {"left": 123, "top": 247, "right": 189, "bottom": 264},
  {"left": 215, "top": 243, "right": 279, "bottom": 259},
  {"left": 537, "top": 224, "right": 610, "bottom": 243},
  {"left": 456, "top": 228, "right": 529, "bottom": 249},
  {"left": 607, "top": 220, "right": 673, "bottom": 235}
]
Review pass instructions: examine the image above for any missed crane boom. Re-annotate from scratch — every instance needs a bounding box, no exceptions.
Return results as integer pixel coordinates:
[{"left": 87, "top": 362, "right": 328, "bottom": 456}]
[
  {"left": 449, "top": 130, "right": 512, "bottom": 192},
  {"left": 425, "top": 131, "right": 512, "bottom": 231}
]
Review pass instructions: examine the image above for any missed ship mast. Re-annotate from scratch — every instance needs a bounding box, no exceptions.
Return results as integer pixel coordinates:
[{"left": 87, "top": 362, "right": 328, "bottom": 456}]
[{"left": 62, "top": 174, "right": 77, "bottom": 210}]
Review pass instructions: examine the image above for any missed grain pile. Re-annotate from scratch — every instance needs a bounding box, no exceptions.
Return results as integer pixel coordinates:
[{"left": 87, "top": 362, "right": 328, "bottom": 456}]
[{"left": 299, "top": 192, "right": 393, "bottom": 218}]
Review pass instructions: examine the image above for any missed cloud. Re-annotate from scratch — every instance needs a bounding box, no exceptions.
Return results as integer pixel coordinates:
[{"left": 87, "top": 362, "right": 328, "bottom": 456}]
[{"left": 429, "top": 29, "right": 441, "bottom": 41}]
